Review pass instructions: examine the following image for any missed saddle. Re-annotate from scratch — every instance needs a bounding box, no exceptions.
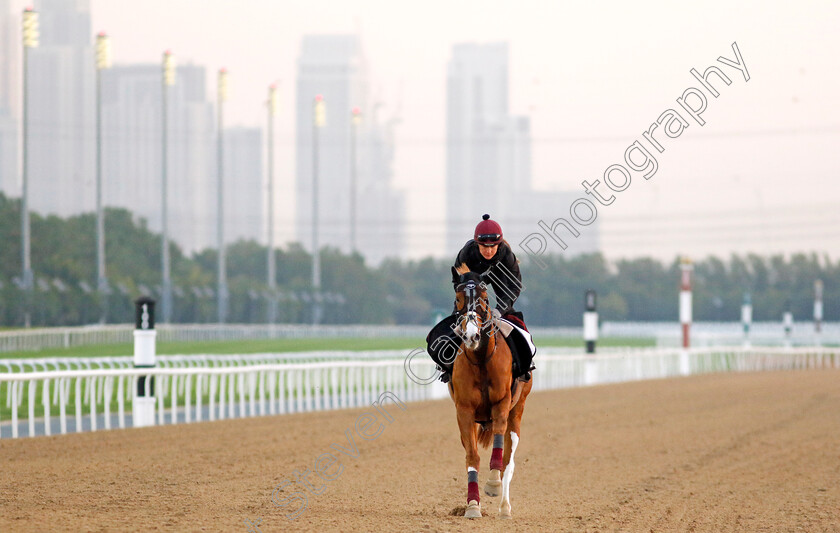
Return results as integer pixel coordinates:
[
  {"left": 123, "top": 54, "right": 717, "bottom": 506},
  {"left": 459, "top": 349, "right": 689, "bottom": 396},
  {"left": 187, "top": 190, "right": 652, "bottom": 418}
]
[
  {"left": 426, "top": 314, "right": 536, "bottom": 379},
  {"left": 496, "top": 317, "right": 536, "bottom": 378}
]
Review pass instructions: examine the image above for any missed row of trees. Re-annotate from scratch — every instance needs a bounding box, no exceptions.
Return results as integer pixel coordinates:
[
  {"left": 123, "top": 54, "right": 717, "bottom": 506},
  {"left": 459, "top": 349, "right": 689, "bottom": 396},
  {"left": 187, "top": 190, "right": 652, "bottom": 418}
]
[{"left": 0, "top": 193, "right": 837, "bottom": 327}]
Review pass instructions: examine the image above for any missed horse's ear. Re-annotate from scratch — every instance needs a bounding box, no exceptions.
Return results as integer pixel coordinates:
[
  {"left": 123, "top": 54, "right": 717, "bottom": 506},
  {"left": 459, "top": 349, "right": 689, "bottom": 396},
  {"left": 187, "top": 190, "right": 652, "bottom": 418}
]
[
  {"left": 454, "top": 263, "right": 470, "bottom": 275},
  {"left": 451, "top": 266, "right": 460, "bottom": 284}
]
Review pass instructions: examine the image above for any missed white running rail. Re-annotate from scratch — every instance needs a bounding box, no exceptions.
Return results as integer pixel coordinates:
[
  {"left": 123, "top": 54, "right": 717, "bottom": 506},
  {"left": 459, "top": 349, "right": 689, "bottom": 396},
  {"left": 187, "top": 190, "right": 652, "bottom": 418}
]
[
  {"left": 0, "top": 347, "right": 837, "bottom": 439},
  {"left": 0, "top": 359, "right": 441, "bottom": 439}
]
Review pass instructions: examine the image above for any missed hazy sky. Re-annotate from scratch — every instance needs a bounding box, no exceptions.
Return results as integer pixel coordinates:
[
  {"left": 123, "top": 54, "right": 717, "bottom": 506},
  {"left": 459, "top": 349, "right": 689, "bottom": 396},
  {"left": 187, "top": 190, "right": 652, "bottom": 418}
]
[{"left": 13, "top": 0, "right": 840, "bottom": 261}]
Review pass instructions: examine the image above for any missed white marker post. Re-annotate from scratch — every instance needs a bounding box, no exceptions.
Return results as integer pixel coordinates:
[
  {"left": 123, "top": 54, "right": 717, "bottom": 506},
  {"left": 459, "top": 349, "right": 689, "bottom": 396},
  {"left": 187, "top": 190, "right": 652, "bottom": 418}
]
[
  {"left": 741, "top": 293, "right": 752, "bottom": 348},
  {"left": 783, "top": 307, "right": 793, "bottom": 349},
  {"left": 678, "top": 258, "right": 693, "bottom": 375},
  {"left": 582, "top": 289, "right": 598, "bottom": 386},
  {"left": 814, "top": 279, "right": 823, "bottom": 346},
  {"left": 583, "top": 289, "right": 597, "bottom": 354},
  {"left": 133, "top": 296, "right": 157, "bottom": 427}
]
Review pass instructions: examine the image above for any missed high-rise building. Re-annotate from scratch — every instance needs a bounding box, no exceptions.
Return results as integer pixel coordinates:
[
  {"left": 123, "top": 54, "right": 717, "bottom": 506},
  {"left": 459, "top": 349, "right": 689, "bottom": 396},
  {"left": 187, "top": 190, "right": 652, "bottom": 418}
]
[
  {"left": 100, "top": 63, "right": 215, "bottom": 252},
  {"left": 0, "top": 0, "right": 19, "bottom": 197},
  {"left": 445, "top": 42, "right": 599, "bottom": 257},
  {"left": 223, "top": 126, "right": 263, "bottom": 244},
  {"left": 27, "top": 0, "right": 95, "bottom": 216},
  {"left": 295, "top": 34, "right": 405, "bottom": 264}
]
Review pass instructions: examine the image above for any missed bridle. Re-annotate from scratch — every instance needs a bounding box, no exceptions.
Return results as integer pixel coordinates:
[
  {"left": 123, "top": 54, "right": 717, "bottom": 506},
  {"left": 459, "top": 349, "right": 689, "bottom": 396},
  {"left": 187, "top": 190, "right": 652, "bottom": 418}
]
[{"left": 454, "top": 279, "right": 499, "bottom": 366}]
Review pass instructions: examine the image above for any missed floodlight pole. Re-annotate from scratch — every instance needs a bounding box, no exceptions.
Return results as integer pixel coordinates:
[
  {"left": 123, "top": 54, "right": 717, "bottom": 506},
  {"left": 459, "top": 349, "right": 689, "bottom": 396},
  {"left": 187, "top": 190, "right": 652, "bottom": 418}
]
[
  {"left": 95, "top": 32, "right": 111, "bottom": 324},
  {"left": 21, "top": 8, "right": 39, "bottom": 328}
]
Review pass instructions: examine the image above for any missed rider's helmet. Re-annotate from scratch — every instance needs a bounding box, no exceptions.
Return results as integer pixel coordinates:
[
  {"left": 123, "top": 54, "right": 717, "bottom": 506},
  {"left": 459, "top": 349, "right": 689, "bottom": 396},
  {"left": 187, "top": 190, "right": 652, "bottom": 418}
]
[{"left": 474, "top": 214, "right": 503, "bottom": 246}]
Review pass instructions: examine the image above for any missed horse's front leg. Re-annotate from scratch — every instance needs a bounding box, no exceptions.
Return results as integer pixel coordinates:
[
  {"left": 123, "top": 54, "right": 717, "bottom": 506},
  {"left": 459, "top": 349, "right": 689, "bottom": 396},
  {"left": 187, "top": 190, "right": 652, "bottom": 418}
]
[
  {"left": 456, "top": 407, "right": 482, "bottom": 518},
  {"left": 500, "top": 380, "right": 530, "bottom": 519},
  {"left": 483, "top": 395, "right": 510, "bottom": 498}
]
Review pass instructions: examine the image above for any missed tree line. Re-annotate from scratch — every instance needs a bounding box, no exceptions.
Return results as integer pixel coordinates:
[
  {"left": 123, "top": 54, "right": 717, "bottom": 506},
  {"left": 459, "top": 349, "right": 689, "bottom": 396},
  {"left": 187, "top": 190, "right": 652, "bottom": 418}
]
[{"left": 0, "top": 193, "right": 836, "bottom": 327}]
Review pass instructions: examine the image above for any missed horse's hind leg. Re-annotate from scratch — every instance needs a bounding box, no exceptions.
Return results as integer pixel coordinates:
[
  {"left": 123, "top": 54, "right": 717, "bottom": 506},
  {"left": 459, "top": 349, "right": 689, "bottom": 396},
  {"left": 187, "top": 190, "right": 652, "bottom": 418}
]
[{"left": 456, "top": 408, "right": 482, "bottom": 518}]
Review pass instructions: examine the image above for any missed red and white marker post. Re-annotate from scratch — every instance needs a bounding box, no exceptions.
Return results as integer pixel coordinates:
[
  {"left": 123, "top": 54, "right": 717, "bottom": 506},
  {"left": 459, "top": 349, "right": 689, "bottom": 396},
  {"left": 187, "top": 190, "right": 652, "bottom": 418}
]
[
  {"left": 679, "top": 258, "right": 693, "bottom": 375},
  {"left": 679, "top": 258, "right": 693, "bottom": 349}
]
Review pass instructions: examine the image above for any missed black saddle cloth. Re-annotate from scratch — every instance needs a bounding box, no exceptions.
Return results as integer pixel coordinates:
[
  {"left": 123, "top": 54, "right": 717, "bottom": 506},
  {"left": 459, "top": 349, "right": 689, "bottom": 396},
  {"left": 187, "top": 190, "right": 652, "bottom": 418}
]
[{"left": 425, "top": 315, "right": 534, "bottom": 379}]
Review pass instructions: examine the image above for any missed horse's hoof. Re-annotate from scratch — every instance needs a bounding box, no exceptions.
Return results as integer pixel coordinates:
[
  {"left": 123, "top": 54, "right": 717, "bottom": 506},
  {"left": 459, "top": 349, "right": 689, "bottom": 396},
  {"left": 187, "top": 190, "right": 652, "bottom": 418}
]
[
  {"left": 484, "top": 479, "right": 502, "bottom": 497},
  {"left": 500, "top": 502, "right": 512, "bottom": 519},
  {"left": 485, "top": 469, "right": 501, "bottom": 496},
  {"left": 464, "top": 500, "right": 482, "bottom": 518}
]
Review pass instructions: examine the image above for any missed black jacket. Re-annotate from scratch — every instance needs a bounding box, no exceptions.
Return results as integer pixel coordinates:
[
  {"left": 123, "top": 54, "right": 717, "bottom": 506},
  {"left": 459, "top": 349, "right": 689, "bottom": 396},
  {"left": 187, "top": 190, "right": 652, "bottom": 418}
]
[{"left": 453, "top": 240, "right": 522, "bottom": 313}]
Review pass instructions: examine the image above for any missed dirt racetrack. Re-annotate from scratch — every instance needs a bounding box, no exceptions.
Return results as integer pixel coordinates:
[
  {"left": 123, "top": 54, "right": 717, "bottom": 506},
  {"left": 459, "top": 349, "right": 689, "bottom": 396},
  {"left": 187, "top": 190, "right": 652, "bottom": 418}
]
[{"left": 2, "top": 369, "right": 840, "bottom": 532}]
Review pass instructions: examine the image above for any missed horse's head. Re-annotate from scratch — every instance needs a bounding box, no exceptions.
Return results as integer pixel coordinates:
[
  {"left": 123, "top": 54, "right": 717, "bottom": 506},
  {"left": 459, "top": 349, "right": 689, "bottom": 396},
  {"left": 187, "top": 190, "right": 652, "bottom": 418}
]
[{"left": 451, "top": 263, "right": 492, "bottom": 351}]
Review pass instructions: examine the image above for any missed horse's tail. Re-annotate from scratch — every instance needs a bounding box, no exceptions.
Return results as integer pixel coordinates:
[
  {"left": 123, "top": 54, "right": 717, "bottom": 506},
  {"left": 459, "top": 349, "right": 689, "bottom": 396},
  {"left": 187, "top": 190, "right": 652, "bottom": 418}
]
[{"left": 476, "top": 423, "right": 493, "bottom": 449}]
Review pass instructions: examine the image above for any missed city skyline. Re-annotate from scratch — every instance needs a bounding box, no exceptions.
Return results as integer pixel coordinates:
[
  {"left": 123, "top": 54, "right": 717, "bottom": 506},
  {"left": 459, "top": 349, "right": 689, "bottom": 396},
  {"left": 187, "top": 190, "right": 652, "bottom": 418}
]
[
  {"left": 294, "top": 34, "right": 406, "bottom": 264},
  {"left": 1, "top": 0, "right": 838, "bottom": 263},
  {"left": 445, "top": 41, "right": 599, "bottom": 257},
  {"left": 101, "top": 62, "right": 216, "bottom": 251}
]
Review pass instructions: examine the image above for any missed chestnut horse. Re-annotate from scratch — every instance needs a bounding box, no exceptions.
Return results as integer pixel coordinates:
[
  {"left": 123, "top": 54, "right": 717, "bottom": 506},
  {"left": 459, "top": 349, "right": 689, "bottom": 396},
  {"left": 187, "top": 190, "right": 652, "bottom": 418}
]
[{"left": 449, "top": 263, "right": 532, "bottom": 519}]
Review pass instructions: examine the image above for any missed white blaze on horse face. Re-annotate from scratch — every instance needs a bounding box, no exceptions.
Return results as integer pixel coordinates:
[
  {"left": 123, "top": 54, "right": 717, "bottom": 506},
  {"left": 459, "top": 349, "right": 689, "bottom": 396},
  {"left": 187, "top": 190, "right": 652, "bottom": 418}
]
[
  {"left": 464, "top": 312, "right": 480, "bottom": 349},
  {"left": 465, "top": 319, "right": 478, "bottom": 339},
  {"left": 500, "top": 431, "right": 519, "bottom": 513}
]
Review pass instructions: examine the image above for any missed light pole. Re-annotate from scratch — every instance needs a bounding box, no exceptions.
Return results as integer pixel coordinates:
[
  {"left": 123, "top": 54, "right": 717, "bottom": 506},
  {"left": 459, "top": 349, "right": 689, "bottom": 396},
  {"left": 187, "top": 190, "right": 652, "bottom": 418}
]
[
  {"left": 266, "top": 84, "right": 278, "bottom": 324},
  {"left": 161, "top": 50, "right": 175, "bottom": 323},
  {"left": 350, "top": 107, "right": 361, "bottom": 254},
  {"left": 95, "top": 32, "right": 111, "bottom": 324},
  {"left": 312, "top": 94, "right": 326, "bottom": 324},
  {"left": 21, "top": 8, "right": 38, "bottom": 327},
  {"left": 217, "top": 68, "right": 229, "bottom": 324}
]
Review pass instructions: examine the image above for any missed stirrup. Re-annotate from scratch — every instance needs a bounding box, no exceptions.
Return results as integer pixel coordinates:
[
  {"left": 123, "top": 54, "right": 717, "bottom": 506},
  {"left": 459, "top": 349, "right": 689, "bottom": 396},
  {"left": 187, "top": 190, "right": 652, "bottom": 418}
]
[{"left": 438, "top": 368, "right": 451, "bottom": 383}]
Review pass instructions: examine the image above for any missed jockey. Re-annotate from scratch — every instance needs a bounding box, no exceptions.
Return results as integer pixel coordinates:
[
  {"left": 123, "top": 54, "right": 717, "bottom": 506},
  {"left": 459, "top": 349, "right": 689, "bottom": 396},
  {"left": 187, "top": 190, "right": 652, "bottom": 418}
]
[
  {"left": 427, "top": 214, "right": 533, "bottom": 384},
  {"left": 453, "top": 214, "right": 522, "bottom": 321}
]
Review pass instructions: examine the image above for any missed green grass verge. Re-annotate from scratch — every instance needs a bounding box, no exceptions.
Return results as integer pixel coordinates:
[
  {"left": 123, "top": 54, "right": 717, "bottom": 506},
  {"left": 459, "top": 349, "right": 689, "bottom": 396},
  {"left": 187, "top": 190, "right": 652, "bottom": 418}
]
[{"left": 0, "top": 335, "right": 655, "bottom": 360}]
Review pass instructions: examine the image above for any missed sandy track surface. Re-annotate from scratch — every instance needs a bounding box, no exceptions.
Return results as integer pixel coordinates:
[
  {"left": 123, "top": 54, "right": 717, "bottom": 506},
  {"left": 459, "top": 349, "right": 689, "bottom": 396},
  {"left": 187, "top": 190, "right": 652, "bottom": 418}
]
[{"left": 2, "top": 370, "right": 840, "bottom": 532}]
